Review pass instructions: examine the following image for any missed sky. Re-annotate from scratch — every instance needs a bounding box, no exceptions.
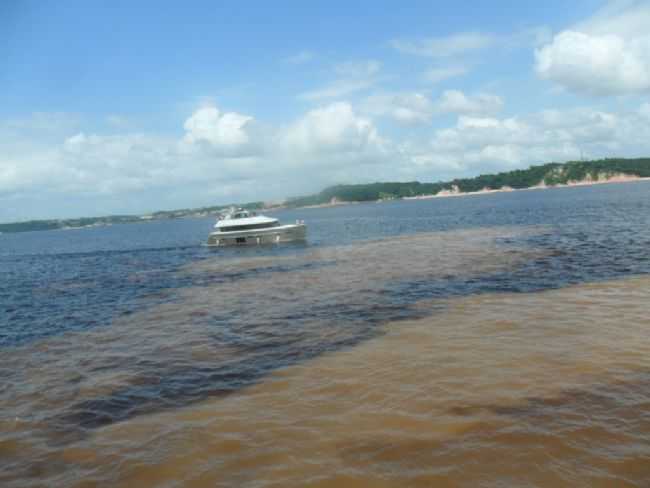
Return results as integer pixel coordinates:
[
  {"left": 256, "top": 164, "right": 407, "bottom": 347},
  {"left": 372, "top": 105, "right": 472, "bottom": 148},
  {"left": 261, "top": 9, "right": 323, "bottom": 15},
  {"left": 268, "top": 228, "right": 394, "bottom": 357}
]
[{"left": 2, "top": 0, "right": 650, "bottom": 221}]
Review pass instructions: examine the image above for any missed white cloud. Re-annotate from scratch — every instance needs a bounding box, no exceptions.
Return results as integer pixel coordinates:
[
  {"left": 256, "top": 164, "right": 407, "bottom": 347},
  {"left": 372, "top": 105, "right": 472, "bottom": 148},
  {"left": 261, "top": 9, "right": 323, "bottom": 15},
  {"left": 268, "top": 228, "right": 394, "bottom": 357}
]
[
  {"left": 423, "top": 66, "right": 468, "bottom": 84},
  {"left": 0, "top": 102, "right": 393, "bottom": 219},
  {"left": 298, "top": 60, "right": 382, "bottom": 101},
  {"left": 535, "top": 2, "right": 650, "bottom": 96},
  {"left": 3, "top": 99, "right": 650, "bottom": 221},
  {"left": 281, "top": 102, "right": 382, "bottom": 155},
  {"left": 0, "top": 131, "right": 176, "bottom": 198},
  {"left": 409, "top": 105, "right": 650, "bottom": 176},
  {"left": 536, "top": 31, "right": 650, "bottom": 96},
  {"left": 435, "top": 90, "right": 504, "bottom": 115},
  {"left": 361, "top": 92, "right": 434, "bottom": 125},
  {"left": 284, "top": 50, "right": 314, "bottom": 64},
  {"left": 390, "top": 32, "right": 496, "bottom": 58},
  {"left": 0, "top": 105, "right": 262, "bottom": 205},
  {"left": 360, "top": 90, "right": 503, "bottom": 124},
  {"left": 537, "top": 108, "right": 618, "bottom": 135},
  {"left": 182, "top": 105, "right": 253, "bottom": 147}
]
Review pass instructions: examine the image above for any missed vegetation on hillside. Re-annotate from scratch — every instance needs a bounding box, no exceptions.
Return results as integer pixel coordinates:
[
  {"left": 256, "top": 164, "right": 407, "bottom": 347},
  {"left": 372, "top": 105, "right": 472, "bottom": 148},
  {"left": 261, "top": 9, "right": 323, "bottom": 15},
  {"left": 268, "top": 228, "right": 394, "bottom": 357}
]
[{"left": 286, "top": 158, "right": 650, "bottom": 207}]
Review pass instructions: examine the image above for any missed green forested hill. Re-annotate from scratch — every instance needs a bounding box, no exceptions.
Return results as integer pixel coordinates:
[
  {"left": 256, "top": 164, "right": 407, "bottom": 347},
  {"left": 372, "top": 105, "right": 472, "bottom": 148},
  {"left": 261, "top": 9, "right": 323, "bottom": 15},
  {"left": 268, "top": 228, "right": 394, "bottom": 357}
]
[{"left": 286, "top": 158, "right": 650, "bottom": 207}]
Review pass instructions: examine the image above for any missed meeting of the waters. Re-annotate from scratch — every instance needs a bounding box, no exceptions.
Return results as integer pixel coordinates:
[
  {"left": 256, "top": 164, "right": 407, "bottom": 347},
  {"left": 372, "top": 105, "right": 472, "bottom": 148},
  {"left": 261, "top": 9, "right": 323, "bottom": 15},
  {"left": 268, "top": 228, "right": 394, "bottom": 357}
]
[{"left": 2, "top": 181, "right": 650, "bottom": 487}]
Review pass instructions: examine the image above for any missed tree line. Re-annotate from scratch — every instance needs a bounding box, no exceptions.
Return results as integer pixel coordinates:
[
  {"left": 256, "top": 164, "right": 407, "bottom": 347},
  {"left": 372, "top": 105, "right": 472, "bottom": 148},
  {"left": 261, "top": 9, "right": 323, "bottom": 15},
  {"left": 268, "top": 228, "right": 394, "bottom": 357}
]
[{"left": 286, "top": 158, "right": 650, "bottom": 207}]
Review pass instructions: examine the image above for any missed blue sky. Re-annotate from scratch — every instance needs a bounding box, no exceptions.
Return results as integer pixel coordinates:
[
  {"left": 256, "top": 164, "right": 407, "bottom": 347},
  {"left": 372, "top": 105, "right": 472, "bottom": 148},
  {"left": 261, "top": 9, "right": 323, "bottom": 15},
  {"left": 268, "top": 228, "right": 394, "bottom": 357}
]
[{"left": 1, "top": 0, "right": 649, "bottom": 220}]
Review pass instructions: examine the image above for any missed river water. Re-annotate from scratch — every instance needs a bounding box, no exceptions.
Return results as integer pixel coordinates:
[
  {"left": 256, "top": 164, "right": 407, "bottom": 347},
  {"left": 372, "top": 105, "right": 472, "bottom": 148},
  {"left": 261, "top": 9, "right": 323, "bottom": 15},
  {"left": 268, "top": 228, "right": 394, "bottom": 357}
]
[{"left": 1, "top": 182, "right": 650, "bottom": 487}]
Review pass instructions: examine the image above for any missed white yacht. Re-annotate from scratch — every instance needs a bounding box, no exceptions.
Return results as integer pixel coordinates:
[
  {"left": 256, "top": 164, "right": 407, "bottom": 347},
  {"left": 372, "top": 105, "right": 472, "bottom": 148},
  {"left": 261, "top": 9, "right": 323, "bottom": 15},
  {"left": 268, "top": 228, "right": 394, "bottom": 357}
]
[{"left": 207, "top": 208, "right": 306, "bottom": 246}]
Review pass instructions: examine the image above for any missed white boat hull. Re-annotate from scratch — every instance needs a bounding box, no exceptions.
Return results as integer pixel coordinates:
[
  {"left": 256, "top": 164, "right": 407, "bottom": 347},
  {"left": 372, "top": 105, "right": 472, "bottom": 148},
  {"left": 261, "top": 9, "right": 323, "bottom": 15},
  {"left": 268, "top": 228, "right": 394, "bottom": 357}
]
[{"left": 207, "top": 223, "right": 307, "bottom": 247}]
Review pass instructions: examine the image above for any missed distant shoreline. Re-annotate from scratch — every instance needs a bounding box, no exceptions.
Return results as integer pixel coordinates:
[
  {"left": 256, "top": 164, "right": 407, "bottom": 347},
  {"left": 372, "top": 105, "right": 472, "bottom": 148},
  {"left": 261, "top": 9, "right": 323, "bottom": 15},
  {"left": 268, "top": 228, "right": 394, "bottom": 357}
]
[
  {"left": 3, "top": 175, "right": 649, "bottom": 233},
  {"left": 297, "top": 174, "right": 650, "bottom": 210},
  {"left": 3, "top": 158, "right": 650, "bottom": 234},
  {"left": 404, "top": 174, "right": 650, "bottom": 199}
]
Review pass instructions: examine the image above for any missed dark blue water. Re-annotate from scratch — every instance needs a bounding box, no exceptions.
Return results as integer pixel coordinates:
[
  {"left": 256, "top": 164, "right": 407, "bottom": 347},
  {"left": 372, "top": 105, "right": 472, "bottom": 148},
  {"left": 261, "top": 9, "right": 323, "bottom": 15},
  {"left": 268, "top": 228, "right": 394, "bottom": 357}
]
[{"left": 2, "top": 182, "right": 649, "bottom": 350}]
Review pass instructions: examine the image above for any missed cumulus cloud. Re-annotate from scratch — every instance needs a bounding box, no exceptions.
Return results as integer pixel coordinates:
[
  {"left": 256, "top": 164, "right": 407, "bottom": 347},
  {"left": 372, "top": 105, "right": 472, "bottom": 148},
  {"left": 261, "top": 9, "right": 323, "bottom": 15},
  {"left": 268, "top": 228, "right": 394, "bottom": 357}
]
[
  {"left": 435, "top": 90, "right": 504, "bottom": 115},
  {"left": 536, "top": 31, "right": 650, "bottom": 96},
  {"left": 0, "top": 131, "right": 175, "bottom": 199},
  {"left": 281, "top": 102, "right": 382, "bottom": 155},
  {"left": 360, "top": 90, "right": 503, "bottom": 124},
  {"left": 0, "top": 102, "right": 393, "bottom": 219},
  {"left": 182, "top": 105, "right": 253, "bottom": 147},
  {"left": 535, "top": 1, "right": 650, "bottom": 95},
  {"left": 410, "top": 105, "right": 649, "bottom": 176}
]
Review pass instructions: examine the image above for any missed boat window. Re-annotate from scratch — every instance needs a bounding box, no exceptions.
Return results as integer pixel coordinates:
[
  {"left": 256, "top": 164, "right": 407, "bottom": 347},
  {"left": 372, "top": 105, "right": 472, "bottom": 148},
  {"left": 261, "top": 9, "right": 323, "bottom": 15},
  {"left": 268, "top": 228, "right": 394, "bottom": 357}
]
[
  {"left": 232, "top": 210, "right": 255, "bottom": 219},
  {"left": 219, "top": 221, "right": 279, "bottom": 232}
]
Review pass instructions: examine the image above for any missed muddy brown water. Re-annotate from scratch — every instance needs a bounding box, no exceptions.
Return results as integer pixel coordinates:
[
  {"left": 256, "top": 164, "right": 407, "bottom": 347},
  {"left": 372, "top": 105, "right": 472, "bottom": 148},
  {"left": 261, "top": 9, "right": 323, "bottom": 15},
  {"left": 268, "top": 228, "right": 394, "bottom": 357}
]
[{"left": 2, "top": 226, "right": 649, "bottom": 487}]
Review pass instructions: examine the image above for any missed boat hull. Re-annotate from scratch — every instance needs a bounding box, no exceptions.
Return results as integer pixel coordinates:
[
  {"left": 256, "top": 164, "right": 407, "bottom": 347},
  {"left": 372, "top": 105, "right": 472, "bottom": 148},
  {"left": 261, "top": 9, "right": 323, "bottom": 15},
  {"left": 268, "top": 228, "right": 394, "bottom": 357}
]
[{"left": 207, "top": 223, "right": 306, "bottom": 247}]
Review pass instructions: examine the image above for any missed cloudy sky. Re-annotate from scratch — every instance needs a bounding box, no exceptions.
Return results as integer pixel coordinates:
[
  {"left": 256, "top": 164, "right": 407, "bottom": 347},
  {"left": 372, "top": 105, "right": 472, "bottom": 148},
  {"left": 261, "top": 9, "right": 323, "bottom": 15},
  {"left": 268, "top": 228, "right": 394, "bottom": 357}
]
[{"left": 2, "top": 0, "right": 650, "bottom": 221}]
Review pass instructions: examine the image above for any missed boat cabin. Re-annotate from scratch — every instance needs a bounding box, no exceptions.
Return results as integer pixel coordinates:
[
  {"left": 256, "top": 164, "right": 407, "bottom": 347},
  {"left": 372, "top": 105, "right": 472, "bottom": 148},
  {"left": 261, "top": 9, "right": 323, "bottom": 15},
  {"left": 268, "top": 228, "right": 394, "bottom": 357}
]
[{"left": 214, "top": 208, "right": 280, "bottom": 233}]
